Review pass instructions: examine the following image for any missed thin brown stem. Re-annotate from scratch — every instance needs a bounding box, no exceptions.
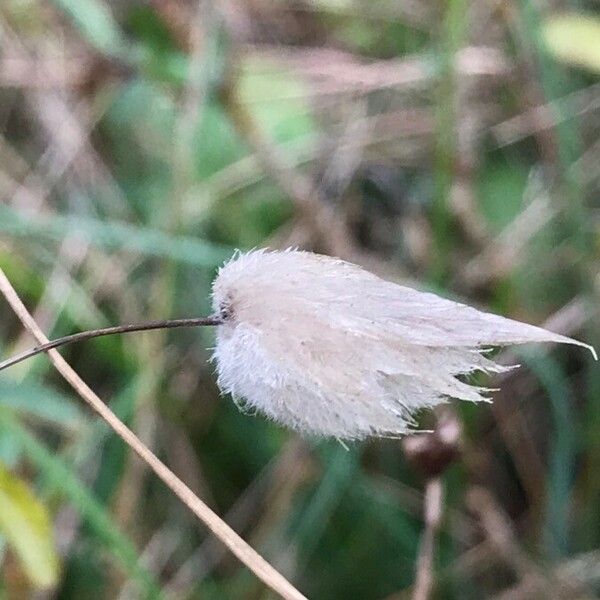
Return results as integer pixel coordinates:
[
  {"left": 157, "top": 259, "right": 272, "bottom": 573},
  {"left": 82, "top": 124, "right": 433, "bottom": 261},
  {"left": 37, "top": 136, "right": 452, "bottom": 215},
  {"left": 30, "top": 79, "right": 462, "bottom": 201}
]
[
  {"left": 0, "top": 317, "right": 222, "bottom": 373},
  {"left": 0, "top": 267, "right": 306, "bottom": 600},
  {"left": 413, "top": 477, "right": 443, "bottom": 600}
]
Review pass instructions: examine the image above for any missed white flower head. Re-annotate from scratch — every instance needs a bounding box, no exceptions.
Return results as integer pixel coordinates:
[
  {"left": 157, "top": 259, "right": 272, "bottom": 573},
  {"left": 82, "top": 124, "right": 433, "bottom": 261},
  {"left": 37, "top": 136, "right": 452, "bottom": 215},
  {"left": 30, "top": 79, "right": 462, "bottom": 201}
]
[{"left": 211, "top": 249, "right": 595, "bottom": 440}]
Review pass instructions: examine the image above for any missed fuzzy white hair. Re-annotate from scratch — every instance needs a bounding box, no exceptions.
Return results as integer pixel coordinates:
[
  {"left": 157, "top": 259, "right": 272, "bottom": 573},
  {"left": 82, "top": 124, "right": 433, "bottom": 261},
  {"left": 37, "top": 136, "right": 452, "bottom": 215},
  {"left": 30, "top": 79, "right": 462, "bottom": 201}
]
[{"left": 211, "top": 249, "right": 595, "bottom": 440}]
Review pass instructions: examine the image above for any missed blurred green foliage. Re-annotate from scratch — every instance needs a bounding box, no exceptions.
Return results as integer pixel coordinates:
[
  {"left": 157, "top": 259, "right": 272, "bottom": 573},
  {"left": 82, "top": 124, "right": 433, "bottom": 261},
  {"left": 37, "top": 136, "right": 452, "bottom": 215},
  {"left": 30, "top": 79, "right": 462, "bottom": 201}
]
[{"left": 0, "top": 0, "right": 599, "bottom": 598}]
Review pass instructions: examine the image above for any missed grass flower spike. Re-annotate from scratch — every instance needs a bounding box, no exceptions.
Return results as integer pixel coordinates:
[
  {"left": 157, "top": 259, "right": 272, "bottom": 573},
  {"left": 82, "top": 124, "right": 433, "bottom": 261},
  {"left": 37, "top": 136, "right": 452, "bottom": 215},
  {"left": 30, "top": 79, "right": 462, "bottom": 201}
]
[{"left": 212, "top": 249, "right": 596, "bottom": 440}]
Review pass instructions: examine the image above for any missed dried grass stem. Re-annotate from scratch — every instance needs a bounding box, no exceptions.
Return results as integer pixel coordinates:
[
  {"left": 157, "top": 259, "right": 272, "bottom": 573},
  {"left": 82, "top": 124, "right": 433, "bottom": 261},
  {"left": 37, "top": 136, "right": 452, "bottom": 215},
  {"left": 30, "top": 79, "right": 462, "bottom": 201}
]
[{"left": 0, "top": 267, "right": 306, "bottom": 600}]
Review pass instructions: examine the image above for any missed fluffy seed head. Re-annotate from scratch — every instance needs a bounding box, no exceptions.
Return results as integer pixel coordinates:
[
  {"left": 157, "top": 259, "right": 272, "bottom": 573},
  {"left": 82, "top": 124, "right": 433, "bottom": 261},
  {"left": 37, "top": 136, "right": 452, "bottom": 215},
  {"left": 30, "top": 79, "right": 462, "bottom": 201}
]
[{"left": 211, "top": 249, "right": 595, "bottom": 440}]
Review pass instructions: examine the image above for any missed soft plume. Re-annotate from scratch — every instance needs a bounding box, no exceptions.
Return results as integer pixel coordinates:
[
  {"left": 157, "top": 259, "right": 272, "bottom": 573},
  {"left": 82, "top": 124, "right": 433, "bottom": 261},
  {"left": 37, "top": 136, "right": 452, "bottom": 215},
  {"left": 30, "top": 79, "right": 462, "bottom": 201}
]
[{"left": 211, "top": 249, "right": 595, "bottom": 440}]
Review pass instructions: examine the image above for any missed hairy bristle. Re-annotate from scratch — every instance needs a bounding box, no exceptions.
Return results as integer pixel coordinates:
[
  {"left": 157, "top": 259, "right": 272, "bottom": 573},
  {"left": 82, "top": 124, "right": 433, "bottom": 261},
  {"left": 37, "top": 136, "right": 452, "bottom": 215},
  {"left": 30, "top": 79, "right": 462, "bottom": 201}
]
[{"left": 211, "top": 249, "right": 595, "bottom": 440}]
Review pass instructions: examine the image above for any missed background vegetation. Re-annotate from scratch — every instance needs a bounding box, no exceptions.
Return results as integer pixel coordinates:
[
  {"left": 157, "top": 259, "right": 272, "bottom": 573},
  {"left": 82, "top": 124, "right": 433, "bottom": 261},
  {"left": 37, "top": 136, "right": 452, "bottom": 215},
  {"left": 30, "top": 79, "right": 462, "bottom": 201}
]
[{"left": 0, "top": 0, "right": 599, "bottom": 598}]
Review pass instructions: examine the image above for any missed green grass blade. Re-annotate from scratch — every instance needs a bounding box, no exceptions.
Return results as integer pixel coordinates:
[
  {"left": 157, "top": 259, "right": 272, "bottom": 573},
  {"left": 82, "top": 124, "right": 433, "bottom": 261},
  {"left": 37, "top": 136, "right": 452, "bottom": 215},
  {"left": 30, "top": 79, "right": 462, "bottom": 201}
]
[
  {"left": 50, "top": 0, "right": 128, "bottom": 58},
  {"left": 0, "top": 462, "right": 60, "bottom": 589},
  {"left": 0, "top": 410, "right": 163, "bottom": 600},
  {"left": 0, "top": 205, "right": 231, "bottom": 268},
  {"left": 0, "top": 379, "right": 83, "bottom": 428},
  {"left": 520, "top": 351, "right": 575, "bottom": 558}
]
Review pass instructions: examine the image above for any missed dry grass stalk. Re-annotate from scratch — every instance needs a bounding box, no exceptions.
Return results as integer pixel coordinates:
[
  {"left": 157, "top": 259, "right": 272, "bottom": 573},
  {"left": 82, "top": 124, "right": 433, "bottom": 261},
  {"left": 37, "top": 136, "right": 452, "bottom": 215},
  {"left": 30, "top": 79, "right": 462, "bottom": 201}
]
[
  {"left": 0, "top": 267, "right": 306, "bottom": 600},
  {"left": 412, "top": 477, "right": 443, "bottom": 600}
]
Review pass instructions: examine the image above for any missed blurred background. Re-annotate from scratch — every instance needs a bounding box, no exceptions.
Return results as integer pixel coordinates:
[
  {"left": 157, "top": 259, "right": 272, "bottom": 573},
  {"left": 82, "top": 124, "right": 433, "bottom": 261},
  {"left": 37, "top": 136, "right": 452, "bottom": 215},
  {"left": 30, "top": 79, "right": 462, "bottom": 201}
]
[{"left": 0, "top": 1, "right": 599, "bottom": 598}]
